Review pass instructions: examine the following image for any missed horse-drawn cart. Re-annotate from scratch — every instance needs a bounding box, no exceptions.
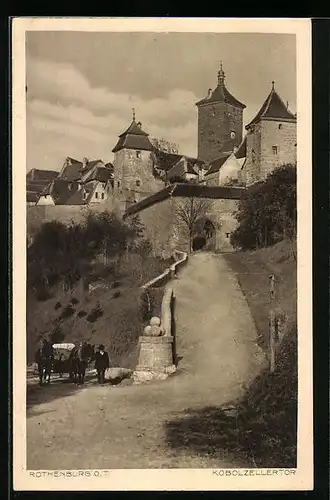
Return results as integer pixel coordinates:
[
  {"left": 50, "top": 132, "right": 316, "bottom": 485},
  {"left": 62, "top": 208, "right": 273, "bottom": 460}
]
[
  {"left": 52, "top": 343, "right": 76, "bottom": 379},
  {"left": 52, "top": 342, "right": 95, "bottom": 383}
]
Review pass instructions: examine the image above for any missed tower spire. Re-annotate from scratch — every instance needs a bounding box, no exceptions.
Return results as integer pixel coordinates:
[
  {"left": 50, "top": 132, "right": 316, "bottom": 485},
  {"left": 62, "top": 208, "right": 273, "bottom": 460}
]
[
  {"left": 271, "top": 81, "right": 275, "bottom": 91},
  {"left": 132, "top": 108, "right": 136, "bottom": 121},
  {"left": 218, "top": 61, "right": 225, "bottom": 86}
]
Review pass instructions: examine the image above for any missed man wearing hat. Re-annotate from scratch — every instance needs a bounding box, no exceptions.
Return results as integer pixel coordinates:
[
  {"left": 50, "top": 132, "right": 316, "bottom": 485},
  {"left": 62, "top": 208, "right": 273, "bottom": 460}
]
[{"left": 94, "top": 344, "right": 110, "bottom": 385}]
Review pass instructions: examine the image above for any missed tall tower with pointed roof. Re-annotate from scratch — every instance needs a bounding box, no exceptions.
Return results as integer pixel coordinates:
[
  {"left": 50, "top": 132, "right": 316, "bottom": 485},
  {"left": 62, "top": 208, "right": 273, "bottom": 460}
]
[
  {"left": 243, "top": 82, "right": 297, "bottom": 185},
  {"left": 196, "top": 63, "right": 246, "bottom": 164},
  {"left": 111, "top": 111, "right": 164, "bottom": 203}
]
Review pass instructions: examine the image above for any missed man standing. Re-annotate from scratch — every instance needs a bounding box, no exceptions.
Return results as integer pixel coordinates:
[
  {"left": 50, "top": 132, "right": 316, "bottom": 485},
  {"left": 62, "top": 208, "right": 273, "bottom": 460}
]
[{"left": 94, "top": 344, "right": 110, "bottom": 385}]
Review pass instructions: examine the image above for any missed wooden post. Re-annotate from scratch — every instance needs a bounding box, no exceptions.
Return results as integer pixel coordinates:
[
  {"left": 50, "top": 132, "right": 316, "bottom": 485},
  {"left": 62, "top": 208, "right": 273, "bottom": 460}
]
[{"left": 269, "top": 274, "right": 276, "bottom": 373}]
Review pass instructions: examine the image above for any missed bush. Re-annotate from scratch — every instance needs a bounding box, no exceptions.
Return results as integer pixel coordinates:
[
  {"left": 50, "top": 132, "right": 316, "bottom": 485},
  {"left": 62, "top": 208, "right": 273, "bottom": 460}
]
[
  {"left": 86, "top": 303, "right": 103, "bottom": 323},
  {"left": 59, "top": 305, "right": 75, "bottom": 320},
  {"left": 54, "top": 301, "right": 62, "bottom": 310},
  {"left": 111, "top": 281, "right": 121, "bottom": 289},
  {"left": 50, "top": 326, "right": 65, "bottom": 343},
  {"left": 113, "top": 291, "right": 121, "bottom": 299},
  {"left": 70, "top": 297, "right": 79, "bottom": 305},
  {"left": 77, "top": 310, "right": 87, "bottom": 318},
  {"left": 231, "top": 165, "right": 296, "bottom": 250}
]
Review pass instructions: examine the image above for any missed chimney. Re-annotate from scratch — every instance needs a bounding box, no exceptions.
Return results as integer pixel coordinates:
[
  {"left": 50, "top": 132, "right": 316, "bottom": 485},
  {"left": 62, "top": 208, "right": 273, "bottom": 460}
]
[
  {"left": 207, "top": 88, "right": 212, "bottom": 99},
  {"left": 137, "top": 122, "right": 142, "bottom": 129},
  {"left": 82, "top": 157, "right": 89, "bottom": 169}
]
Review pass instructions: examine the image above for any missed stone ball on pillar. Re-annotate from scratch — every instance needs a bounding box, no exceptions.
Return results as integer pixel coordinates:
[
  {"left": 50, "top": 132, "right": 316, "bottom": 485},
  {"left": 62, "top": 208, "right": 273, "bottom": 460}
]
[
  {"left": 144, "top": 325, "right": 152, "bottom": 336},
  {"left": 144, "top": 325, "right": 162, "bottom": 337},
  {"left": 150, "top": 316, "right": 161, "bottom": 327}
]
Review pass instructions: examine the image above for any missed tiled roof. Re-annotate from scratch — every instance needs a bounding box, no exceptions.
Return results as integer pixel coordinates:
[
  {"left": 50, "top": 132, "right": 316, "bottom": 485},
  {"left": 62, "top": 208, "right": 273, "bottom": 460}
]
[
  {"left": 26, "top": 179, "right": 52, "bottom": 192},
  {"left": 82, "top": 165, "right": 114, "bottom": 183},
  {"left": 196, "top": 84, "right": 246, "bottom": 108},
  {"left": 112, "top": 120, "right": 154, "bottom": 153},
  {"left": 59, "top": 158, "right": 103, "bottom": 181},
  {"left": 27, "top": 191, "right": 39, "bottom": 203},
  {"left": 40, "top": 179, "right": 84, "bottom": 205},
  {"left": 205, "top": 153, "right": 231, "bottom": 176},
  {"left": 124, "top": 183, "right": 244, "bottom": 217},
  {"left": 246, "top": 84, "right": 296, "bottom": 129},
  {"left": 26, "top": 169, "right": 59, "bottom": 182},
  {"left": 167, "top": 156, "right": 204, "bottom": 179},
  {"left": 235, "top": 137, "right": 247, "bottom": 159},
  {"left": 152, "top": 148, "right": 183, "bottom": 172}
]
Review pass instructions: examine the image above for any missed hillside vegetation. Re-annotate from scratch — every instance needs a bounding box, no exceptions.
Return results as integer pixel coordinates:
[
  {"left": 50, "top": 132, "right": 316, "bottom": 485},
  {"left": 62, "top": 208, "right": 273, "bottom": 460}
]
[{"left": 27, "top": 212, "right": 172, "bottom": 368}]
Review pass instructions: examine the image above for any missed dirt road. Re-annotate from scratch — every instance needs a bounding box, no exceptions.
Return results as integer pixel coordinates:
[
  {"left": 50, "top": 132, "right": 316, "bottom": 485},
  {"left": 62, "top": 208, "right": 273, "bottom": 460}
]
[{"left": 27, "top": 252, "right": 265, "bottom": 469}]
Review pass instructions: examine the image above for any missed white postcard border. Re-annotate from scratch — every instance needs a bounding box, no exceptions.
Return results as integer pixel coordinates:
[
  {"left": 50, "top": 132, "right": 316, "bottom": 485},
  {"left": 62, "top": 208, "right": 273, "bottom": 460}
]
[{"left": 12, "top": 17, "right": 313, "bottom": 491}]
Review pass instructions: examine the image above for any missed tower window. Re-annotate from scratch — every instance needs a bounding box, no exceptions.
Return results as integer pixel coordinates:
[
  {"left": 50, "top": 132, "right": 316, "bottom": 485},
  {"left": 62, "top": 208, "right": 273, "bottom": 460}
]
[
  {"left": 226, "top": 232, "right": 230, "bottom": 239},
  {"left": 136, "top": 150, "right": 141, "bottom": 158},
  {"left": 278, "top": 124, "right": 283, "bottom": 129},
  {"left": 272, "top": 146, "right": 278, "bottom": 155},
  {"left": 136, "top": 179, "right": 141, "bottom": 187},
  {"left": 117, "top": 181, "right": 121, "bottom": 187}
]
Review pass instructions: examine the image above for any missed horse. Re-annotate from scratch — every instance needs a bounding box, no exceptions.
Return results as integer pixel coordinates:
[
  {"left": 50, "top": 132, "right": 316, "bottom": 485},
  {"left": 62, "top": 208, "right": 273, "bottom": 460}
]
[
  {"left": 34, "top": 341, "right": 54, "bottom": 385},
  {"left": 69, "top": 343, "right": 94, "bottom": 385}
]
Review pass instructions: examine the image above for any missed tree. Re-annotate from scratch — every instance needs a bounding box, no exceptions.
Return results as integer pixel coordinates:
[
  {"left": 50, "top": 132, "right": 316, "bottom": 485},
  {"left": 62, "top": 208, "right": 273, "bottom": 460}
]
[
  {"left": 231, "top": 164, "right": 296, "bottom": 250},
  {"left": 174, "top": 197, "right": 213, "bottom": 253},
  {"left": 150, "top": 137, "right": 179, "bottom": 154},
  {"left": 84, "top": 211, "right": 132, "bottom": 266}
]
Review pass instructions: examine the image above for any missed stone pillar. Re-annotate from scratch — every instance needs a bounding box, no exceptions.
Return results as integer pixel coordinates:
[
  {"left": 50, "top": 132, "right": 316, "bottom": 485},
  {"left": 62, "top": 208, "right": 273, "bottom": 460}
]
[{"left": 133, "top": 336, "right": 176, "bottom": 383}]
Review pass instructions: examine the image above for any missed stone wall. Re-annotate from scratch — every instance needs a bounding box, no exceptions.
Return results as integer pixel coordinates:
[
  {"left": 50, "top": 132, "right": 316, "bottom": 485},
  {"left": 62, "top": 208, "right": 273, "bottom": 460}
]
[
  {"left": 197, "top": 102, "right": 244, "bottom": 163},
  {"left": 134, "top": 196, "right": 176, "bottom": 259},
  {"left": 113, "top": 148, "right": 164, "bottom": 199},
  {"left": 244, "top": 122, "right": 262, "bottom": 186},
  {"left": 243, "top": 119, "right": 296, "bottom": 186},
  {"left": 127, "top": 193, "right": 239, "bottom": 257},
  {"left": 260, "top": 120, "right": 297, "bottom": 180}
]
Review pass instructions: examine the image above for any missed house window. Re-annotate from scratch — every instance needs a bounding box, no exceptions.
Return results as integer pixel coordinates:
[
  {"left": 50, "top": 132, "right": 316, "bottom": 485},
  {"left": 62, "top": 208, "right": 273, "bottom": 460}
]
[
  {"left": 95, "top": 192, "right": 98, "bottom": 199},
  {"left": 101, "top": 193, "right": 105, "bottom": 200},
  {"left": 272, "top": 146, "right": 278, "bottom": 155},
  {"left": 136, "top": 150, "right": 141, "bottom": 158},
  {"left": 226, "top": 233, "right": 230, "bottom": 239},
  {"left": 136, "top": 179, "right": 141, "bottom": 187},
  {"left": 83, "top": 191, "right": 87, "bottom": 200},
  {"left": 278, "top": 124, "right": 283, "bottom": 129}
]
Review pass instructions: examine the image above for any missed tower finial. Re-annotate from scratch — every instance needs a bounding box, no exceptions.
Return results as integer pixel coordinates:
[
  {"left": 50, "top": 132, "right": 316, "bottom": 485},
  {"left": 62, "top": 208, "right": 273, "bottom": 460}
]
[
  {"left": 132, "top": 108, "right": 136, "bottom": 121},
  {"left": 218, "top": 61, "right": 225, "bottom": 86},
  {"left": 272, "top": 81, "right": 275, "bottom": 90}
]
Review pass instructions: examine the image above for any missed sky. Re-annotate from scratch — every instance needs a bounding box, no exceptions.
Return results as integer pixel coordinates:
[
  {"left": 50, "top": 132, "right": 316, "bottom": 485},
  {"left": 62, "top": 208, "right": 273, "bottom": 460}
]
[{"left": 26, "top": 31, "right": 296, "bottom": 172}]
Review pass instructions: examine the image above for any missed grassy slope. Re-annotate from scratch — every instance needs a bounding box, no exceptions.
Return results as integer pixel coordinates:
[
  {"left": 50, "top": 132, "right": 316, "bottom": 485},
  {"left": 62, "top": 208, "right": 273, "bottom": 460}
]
[
  {"left": 224, "top": 239, "right": 298, "bottom": 467},
  {"left": 27, "top": 254, "right": 171, "bottom": 369}
]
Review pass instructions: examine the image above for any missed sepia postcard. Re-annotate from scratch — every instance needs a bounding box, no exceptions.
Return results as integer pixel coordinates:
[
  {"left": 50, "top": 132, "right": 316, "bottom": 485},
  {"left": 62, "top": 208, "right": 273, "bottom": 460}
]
[{"left": 12, "top": 17, "right": 313, "bottom": 491}]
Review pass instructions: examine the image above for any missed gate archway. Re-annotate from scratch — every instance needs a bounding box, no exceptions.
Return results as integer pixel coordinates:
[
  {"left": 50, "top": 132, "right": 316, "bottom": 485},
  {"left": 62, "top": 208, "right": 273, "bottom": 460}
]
[{"left": 192, "top": 217, "right": 216, "bottom": 251}]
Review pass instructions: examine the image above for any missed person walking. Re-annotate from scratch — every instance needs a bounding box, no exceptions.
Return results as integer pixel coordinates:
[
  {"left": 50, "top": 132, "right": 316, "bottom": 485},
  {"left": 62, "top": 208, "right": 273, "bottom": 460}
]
[{"left": 94, "top": 344, "right": 110, "bottom": 385}]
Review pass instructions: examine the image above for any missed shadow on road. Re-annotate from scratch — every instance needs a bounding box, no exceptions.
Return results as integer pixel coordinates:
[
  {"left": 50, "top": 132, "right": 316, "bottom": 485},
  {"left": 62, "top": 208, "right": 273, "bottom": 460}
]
[
  {"left": 165, "top": 337, "right": 297, "bottom": 469},
  {"left": 27, "top": 373, "right": 98, "bottom": 411}
]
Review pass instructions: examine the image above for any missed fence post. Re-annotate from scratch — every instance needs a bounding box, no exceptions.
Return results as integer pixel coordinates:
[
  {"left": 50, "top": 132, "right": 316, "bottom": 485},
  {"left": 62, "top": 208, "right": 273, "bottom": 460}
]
[{"left": 269, "top": 274, "right": 276, "bottom": 373}]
